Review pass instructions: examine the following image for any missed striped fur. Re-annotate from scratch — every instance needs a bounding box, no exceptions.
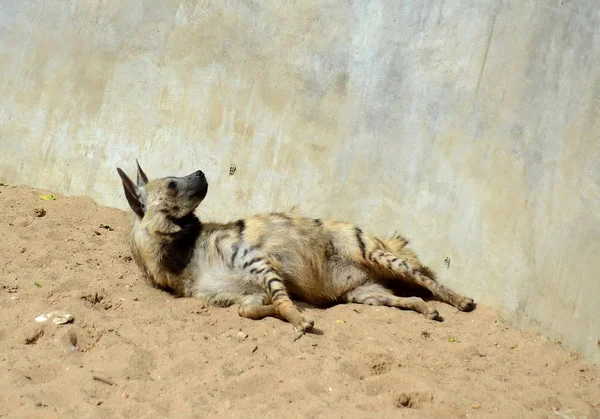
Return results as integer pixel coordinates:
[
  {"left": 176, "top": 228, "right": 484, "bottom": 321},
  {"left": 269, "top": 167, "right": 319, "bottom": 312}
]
[{"left": 117, "top": 162, "right": 475, "bottom": 332}]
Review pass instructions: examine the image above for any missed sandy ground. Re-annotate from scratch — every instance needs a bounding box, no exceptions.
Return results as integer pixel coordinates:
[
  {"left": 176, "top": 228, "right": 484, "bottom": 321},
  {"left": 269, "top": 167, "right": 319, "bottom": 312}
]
[{"left": 0, "top": 184, "right": 598, "bottom": 419}]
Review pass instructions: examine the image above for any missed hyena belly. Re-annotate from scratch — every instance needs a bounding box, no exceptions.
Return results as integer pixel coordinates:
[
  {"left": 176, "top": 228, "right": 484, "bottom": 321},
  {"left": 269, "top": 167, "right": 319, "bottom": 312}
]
[
  {"left": 273, "top": 250, "right": 370, "bottom": 305},
  {"left": 256, "top": 222, "right": 367, "bottom": 305}
]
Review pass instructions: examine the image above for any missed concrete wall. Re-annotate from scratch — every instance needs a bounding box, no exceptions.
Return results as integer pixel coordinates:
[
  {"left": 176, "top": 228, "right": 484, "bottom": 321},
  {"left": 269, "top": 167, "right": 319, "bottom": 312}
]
[{"left": 1, "top": 1, "right": 599, "bottom": 363}]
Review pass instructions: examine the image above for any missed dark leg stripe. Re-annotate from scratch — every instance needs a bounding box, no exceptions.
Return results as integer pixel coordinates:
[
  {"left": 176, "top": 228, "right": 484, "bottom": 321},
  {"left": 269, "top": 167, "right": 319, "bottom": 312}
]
[
  {"left": 243, "top": 257, "right": 263, "bottom": 269},
  {"left": 271, "top": 289, "right": 287, "bottom": 299},
  {"left": 230, "top": 245, "right": 239, "bottom": 267},
  {"left": 236, "top": 219, "right": 246, "bottom": 236},
  {"left": 267, "top": 278, "right": 283, "bottom": 291},
  {"left": 355, "top": 228, "right": 366, "bottom": 260},
  {"left": 214, "top": 235, "right": 223, "bottom": 258},
  {"left": 272, "top": 295, "right": 288, "bottom": 303}
]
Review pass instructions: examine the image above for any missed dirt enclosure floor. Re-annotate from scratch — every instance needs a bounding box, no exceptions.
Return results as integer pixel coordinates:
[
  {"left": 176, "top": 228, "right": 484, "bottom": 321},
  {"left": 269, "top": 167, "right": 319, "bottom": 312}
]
[{"left": 0, "top": 184, "right": 598, "bottom": 419}]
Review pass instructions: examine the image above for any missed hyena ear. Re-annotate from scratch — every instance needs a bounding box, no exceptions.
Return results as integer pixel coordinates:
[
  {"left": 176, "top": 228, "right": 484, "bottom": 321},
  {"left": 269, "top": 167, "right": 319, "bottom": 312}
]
[
  {"left": 117, "top": 167, "right": 145, "bottom": 218},
  {"left": 136, "top": 159, "right": 149, "bottom": 187}
]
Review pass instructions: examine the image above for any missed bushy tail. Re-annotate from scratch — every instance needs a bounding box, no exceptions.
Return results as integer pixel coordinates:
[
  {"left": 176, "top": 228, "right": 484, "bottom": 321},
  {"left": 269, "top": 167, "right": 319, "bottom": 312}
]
[
  {"left": 380, "top": 231, "right": 436, "bottom": 279},
  {"left": 382, "top": 231, "right": 409, "bottom": 253}
]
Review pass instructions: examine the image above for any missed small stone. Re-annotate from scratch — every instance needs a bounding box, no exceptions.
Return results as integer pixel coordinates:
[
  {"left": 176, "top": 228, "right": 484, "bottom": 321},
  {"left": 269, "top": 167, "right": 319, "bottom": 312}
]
[
  {"left": 236, "top": 331, "right": 248, "bottom": 342},
  {"left": 53, "top": 313, "right": 74, "bottom": 325},
  {"left": 34, "top": 401, "right": 43, "bottom": 407},
  {"left": 251, "top": 345, "right": 258, "bottom": 353},
  {"left": 34, "top": 310, "right": 74, "bottom": 325}
]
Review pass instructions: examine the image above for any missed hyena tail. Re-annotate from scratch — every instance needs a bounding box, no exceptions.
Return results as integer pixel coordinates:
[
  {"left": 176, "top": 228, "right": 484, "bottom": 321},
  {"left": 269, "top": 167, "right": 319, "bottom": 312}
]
[{"left": 381, "top": 230, "right": 409, "bottom": 253}]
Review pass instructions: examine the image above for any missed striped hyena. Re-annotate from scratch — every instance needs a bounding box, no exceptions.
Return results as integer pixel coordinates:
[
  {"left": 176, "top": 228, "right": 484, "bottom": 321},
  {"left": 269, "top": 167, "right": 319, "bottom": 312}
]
[{"left": 117, "top": 161, "right": 475, "bottom": 333}]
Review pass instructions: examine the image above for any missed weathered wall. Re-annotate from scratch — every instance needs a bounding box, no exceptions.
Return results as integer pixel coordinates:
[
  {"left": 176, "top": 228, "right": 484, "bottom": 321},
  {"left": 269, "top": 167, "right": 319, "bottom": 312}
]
[{"left": 1, "top": 1, "right": 599, "bottom": 363}]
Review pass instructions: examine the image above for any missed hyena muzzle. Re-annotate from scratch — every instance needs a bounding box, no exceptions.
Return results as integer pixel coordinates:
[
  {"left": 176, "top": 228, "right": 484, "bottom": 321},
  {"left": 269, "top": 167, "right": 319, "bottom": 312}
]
[{"left": 117, "top": 161, "right": 475, "bottom": 333}]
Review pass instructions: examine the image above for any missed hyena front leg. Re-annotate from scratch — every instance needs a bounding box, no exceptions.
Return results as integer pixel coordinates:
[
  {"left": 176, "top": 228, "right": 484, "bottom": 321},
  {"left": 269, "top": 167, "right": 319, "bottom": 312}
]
[
  {"left": 239, "top": 254, "right": 314, "bottom": 332},
  {"left": 345, "top": 283, "right": 440, "bottom": 320},
  {"left": 238, "top": 294, "right": 278, "bottom": 320},
  {"left": 368, "top": 249, "right": 475, "bottom": 311}
]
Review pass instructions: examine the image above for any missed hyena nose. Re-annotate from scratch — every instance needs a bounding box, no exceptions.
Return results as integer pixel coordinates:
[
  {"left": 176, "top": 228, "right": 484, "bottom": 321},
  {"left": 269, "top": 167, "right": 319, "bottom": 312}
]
[{"left": 195, "top": 170, "right": 205, "bottom": 180}]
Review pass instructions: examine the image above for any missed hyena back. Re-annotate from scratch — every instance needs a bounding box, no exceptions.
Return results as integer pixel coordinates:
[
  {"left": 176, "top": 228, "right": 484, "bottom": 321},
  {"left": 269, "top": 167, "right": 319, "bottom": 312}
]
[{"left": 117, "top": 162, "right": 475, "bottom": 332}]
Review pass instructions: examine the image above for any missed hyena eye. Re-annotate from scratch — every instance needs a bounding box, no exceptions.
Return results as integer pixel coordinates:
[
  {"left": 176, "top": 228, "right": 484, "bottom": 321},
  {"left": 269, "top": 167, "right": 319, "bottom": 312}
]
[{"left": 168, "top": 180, "right": 177, "bottom": 191}]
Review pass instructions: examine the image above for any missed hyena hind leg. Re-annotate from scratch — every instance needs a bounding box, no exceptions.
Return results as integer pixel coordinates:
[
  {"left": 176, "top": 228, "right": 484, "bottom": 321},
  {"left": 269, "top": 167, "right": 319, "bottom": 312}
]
[
  {"left": 368, "top": 249, "right": 475, "bottom": 311},
  {"left": 344, "top": 283, "right": 440, "bottom": 321}
]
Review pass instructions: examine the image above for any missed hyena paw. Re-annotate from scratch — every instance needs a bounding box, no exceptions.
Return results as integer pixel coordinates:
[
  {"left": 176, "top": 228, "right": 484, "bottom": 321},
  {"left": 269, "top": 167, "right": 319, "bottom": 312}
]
[
  {"left": 455, "top": 296, "right": 475, "bottom": 312},
  {"left": 294, "top": 317, "right": 315, "bottom": 333},
  {"left": 425, "top": 307, "right": 440, "bottom": 321}
]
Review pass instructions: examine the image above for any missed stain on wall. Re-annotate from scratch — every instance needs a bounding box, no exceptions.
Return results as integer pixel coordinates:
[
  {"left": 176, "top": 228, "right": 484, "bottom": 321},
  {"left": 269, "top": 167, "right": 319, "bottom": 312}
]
[{"left": 1, "top": 0, "right": 599, "bottom": 363}]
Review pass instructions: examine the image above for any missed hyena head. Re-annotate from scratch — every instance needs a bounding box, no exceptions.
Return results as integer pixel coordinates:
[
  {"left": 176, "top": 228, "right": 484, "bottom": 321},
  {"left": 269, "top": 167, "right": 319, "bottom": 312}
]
[{"left": 117, "top": 160, "right": 208, "bottom": 227}]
